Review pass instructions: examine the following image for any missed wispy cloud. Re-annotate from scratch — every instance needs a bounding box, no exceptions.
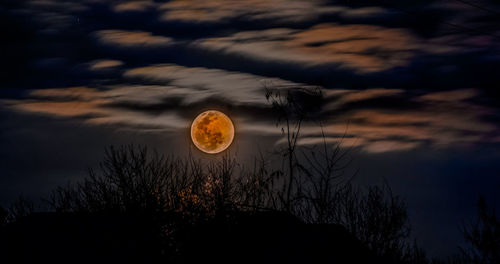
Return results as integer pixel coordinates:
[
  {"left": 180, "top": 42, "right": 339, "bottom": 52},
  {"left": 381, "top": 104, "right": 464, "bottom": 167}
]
[
  {"left": 193, "top": 23, "right": 427, "bottom": 73},
  {"left": 158, "top": 0, "right": 348, "bottom": 23},
  {"left": 2, "top": 64, "right": 308, "bottom": 131},
  {"left": 2, "top": 0, "right": 500, "bottom": 154},
  {"left": 4, "top": 86, "right": 189, "bottom": 131},
  {"left": 88, "top": 60, "right": 124, "bottom": 71},
  {"left": 124, "top": 64, "right": 305, "bottom": 105},
  {"left": 4, "top": 79, "right": 499, "bottom": 152},
  {"left": 293, "top": 89, "right": 498, "bottom": 152},
  {"left": 94, "top": 30, "right": 175, "bottom": 48},
  {"left": 113, "top": 1, "right": 155, "bottom": 13}
]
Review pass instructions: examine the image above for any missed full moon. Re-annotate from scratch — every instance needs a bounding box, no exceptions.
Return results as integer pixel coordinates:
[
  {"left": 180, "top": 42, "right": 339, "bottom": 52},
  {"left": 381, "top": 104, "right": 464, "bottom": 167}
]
[{"left": 190, "top": 110, "right": 235, "bottom": 154}]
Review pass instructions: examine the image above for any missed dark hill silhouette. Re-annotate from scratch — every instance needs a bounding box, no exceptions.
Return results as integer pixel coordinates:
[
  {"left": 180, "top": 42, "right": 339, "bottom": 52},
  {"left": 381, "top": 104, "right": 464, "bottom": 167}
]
[
  {"left": 180, "top": 211, "right": 381, "bottom": 264},
  {"left": 1, "top": 212, "right": 164, "bottom": 264},
  {"left": 0, "top": 211, "right": 383, "bottom": 264}
]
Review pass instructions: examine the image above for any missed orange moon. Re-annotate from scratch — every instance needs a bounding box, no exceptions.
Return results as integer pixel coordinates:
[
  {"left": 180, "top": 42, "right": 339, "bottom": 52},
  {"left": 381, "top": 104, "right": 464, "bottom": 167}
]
[{"left": 190, "top": 110, "right": 234, "bottom": 154}]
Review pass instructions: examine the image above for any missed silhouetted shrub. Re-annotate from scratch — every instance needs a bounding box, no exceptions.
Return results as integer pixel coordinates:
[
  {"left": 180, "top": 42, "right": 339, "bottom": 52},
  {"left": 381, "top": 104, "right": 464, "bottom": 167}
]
[
  {"left": 265, "top": 85, "right": 323, "bottom": 212},
  {"left": 266, "top": 87, "right": 422, "bottom": 263}
]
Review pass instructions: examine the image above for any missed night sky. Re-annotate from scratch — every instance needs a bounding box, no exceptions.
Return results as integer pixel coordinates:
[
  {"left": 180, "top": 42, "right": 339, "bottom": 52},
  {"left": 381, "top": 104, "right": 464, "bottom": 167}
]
[{"left": 1, "top": 0, "right": 500, "bottom": 258}]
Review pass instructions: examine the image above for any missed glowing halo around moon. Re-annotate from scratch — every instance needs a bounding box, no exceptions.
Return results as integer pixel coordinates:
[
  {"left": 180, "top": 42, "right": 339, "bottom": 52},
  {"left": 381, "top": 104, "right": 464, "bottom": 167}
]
[{"left": 190, "top": 110, "right": 235, "bottom": 154}]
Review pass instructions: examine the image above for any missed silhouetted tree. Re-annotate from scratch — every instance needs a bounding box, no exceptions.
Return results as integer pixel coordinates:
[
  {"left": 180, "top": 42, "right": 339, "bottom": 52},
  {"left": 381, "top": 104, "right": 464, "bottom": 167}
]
[
  {"left": 460, "top": 195, "right": 500, "bottom": 264},
  {"left": 6, "top": 195, "right": 34, "bottom": 223},
  {"left": 0, "top": 206, "right": 7, "bottom": 226}
]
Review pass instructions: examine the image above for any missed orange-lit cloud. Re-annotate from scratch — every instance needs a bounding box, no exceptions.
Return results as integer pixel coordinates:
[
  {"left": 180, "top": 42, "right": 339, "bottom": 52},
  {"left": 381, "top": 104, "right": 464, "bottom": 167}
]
[
  {"left": 88, "top": 60, "right": 124, "bottom": 70},
  {"left": 158, "top": 0, "right": 391, "bottom": 23},
  {"left": 276, "top": 88, "right": 497, "bottom": 152},
  {"left": 2, "top": 65, "right": 309, "bottom": 132},
  {"left": 3, "top": 86, "right": 188, "bottom": 132},
  {"left": 194, "top": 23, "right": 424, "bottom": 73},
  {"left": 3, "top": 69, "right": 498, "bottom": 153},
  {"left": 113, "top": 1, "right": 155, "bottom": 13},
  {"left": 94, "top": 30, "right": 175, "bottom": 48},
  {"left": 159, "top": 0, "right": 352, "bottom": 23},
  {"left": 322, "top": 88, "right": 404, "bottom": 110}
]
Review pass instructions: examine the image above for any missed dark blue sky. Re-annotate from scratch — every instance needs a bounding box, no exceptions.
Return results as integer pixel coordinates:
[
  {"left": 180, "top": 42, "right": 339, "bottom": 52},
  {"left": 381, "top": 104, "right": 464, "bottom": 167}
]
[{"left": 1, "top": 0, "right": 500, "bottom": 258}]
